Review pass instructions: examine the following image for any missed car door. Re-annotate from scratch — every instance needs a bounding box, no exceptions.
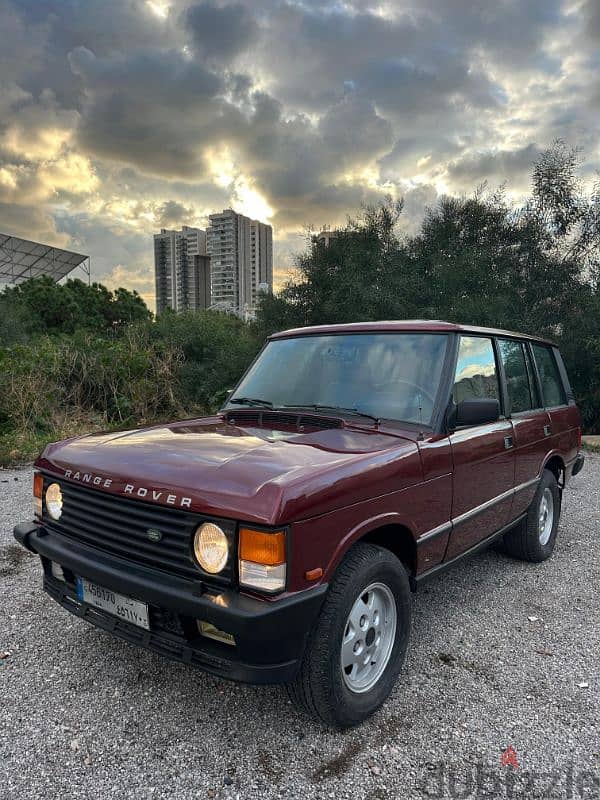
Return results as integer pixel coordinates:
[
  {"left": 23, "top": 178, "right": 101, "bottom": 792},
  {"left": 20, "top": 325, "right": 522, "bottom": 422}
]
[
  {"left": 445, "top": 335, "right": 515, "bottom": 561},
  {"left": 497, "top": 338, "right": 549, "bottom": 519}
]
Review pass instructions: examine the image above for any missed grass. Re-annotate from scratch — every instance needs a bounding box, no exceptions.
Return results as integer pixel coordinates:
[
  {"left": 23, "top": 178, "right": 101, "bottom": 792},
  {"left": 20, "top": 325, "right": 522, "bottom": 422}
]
[
  {"left": 0, "top": 413, "right": 108, "bottom": 468},
  {"left": 0, "top": 430, "right": 61, "bottom": 468}
]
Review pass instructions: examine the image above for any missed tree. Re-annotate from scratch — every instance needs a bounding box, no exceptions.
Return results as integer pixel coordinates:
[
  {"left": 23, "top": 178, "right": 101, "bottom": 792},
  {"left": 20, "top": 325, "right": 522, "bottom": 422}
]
[{"left": 0, "top": 276, "right": 151, "bottom": 337}]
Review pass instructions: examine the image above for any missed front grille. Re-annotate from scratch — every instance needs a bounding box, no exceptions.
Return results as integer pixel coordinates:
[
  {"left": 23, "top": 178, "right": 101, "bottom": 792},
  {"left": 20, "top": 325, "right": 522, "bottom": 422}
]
[{"left": 42, "top": 476, "right": 213, "bottom": 581}]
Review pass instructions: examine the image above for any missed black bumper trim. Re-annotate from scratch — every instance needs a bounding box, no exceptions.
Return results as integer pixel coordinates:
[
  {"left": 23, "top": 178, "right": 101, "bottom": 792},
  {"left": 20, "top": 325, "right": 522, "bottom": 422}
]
[{"left": 14, "top": 523, "right": 328, "bottom": 684}]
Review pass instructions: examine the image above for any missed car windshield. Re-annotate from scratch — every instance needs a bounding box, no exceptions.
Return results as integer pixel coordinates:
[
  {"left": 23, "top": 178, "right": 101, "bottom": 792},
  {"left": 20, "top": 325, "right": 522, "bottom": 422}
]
[{"left": 227, "top": 332, "right": 449, "bottom": 425}]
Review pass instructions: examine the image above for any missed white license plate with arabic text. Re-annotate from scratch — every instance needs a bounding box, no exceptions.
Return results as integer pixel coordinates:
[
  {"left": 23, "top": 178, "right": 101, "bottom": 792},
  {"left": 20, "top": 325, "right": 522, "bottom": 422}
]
[{"left": 76, "top": 578, "right": 150, "bottom": 630}]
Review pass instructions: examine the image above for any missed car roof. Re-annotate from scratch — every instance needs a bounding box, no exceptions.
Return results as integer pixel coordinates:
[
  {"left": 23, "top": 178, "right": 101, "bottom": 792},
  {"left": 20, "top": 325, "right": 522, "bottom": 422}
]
[{"left": 269, "top": 320, "right": 555, "bottom": 345}]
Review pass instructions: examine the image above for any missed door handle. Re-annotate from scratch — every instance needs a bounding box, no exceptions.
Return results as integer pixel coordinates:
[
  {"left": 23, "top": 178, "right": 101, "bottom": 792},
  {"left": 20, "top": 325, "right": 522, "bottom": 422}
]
[
  {"left": 543, "top": 424, "right": 552, "bottom": 437},
  {"left": 504, "top": 435, "right": 514, "bottom": 449}
]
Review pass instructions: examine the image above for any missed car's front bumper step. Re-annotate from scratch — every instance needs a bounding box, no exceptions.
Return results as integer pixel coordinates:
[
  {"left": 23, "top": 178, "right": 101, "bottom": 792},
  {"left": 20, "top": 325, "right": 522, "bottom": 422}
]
[
  {"left": 14, "top": 523, "right": 328, "bottom": 685},
  {"left": 44, "top": 574, "right": 301, "bottom": 683}
]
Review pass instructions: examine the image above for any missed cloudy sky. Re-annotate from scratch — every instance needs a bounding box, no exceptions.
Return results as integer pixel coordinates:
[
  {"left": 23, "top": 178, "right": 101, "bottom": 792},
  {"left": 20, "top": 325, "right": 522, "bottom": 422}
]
[{"left": 1, "top": 0, "right": 598, "bottom": 307}]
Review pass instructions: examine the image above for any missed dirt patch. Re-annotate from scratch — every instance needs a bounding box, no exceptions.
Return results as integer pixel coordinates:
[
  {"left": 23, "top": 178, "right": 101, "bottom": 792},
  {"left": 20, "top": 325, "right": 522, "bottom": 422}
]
[
  {"left": 434, "top": 651, "right": 497, "bottom": 683},
  {"left": 312, "top": 739, "right": 364, "bottom": 782},
  {"left": 257, "top": 750, "right": 284, "bottom": 783},
  {"left": 0, "top": 544, "right": 29, "bottom": 577}
]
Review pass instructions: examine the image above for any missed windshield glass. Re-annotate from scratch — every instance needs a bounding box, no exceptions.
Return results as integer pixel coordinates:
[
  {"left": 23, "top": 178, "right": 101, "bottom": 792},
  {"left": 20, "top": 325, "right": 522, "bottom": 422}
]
[{"left": 227, "top": 332, "right": 449, "bottom": 425}]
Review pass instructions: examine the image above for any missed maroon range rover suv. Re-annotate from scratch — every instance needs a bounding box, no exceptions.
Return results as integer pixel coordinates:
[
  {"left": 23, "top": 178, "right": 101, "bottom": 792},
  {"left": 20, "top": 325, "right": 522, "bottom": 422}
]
[{"left": 14, "top": 321, "right": 584, "bottom": 727}]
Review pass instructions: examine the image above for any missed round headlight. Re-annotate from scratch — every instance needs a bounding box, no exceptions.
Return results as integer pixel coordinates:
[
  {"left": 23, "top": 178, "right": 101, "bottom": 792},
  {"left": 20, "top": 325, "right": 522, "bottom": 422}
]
[
  {"left": 193, "top": 523, "right": 229, "bottom": 574},
  {"left": 46, "top": 483, "right": 63, "bottom": 520}
]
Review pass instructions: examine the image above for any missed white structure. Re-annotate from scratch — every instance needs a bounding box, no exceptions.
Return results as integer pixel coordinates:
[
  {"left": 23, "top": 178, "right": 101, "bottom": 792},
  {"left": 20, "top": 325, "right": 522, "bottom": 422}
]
[
  {"left": 0, "top": 233, "right": 89, "bottom": 285},
  {"left": 154, "top": 226, "right": 210, "bottom": 313},
  {"left": 207, "top": 209, "right": 273, "bottom": 318},
  {"left": 314, "top": 228, "right": 339, "bottom": 247}
]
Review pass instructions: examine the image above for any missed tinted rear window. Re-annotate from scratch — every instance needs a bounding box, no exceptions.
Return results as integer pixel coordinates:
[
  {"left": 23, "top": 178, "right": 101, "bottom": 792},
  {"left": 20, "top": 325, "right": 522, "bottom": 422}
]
[
  {"left": 498, "top": 339, "right": 533, "bottom": 413},
  {"left": 531, "top": 344, "right": 567, "bottom": 407}
]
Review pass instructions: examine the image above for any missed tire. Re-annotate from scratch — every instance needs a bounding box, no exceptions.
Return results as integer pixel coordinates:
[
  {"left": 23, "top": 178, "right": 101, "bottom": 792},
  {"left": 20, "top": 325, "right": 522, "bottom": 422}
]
[
  {"left": 501, "top": 469, "right": 561, "bottom": 562},
  {"left": 286, "top": 542, "right": 411, "bottom": 728}
]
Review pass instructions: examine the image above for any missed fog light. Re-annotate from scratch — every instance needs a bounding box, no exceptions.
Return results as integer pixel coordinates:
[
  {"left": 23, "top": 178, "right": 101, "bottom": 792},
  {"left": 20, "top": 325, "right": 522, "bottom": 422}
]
[
  {"left": 45, "top": 483, "right": 63, "bottom": 520},
  {"left": 198, "top": 620, "right": 235, "bottom": 646},
  {"left": 193, "top": 522, "right": 229, "bottom": 574}
]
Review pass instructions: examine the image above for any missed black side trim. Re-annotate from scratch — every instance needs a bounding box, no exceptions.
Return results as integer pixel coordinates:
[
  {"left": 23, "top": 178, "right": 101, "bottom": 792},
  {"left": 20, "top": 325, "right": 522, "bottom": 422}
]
[{"left": 414, "top": 513, "right": 527, "bottom": 587}]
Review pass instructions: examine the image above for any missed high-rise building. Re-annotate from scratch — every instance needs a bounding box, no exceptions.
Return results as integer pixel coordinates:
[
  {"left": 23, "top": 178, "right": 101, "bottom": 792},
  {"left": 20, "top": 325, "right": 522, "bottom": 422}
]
[
  {"left": 154, "top": 225, "right": 210, "bottom": 314},
  {"left": 207, "top": 209, "right": 273, "bottom": 318}
]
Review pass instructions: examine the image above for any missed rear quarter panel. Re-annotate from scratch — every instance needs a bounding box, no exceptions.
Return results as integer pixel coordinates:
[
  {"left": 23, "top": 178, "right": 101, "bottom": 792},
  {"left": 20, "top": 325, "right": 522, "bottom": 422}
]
[{"left": 547, "top": 404, "right": 581, "bottom": 479}]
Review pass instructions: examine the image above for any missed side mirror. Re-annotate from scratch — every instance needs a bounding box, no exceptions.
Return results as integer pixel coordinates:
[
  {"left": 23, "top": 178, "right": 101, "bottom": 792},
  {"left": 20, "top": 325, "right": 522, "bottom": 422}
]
[{"left": 454, "top": 398, "right": 500, "bottom": 427}]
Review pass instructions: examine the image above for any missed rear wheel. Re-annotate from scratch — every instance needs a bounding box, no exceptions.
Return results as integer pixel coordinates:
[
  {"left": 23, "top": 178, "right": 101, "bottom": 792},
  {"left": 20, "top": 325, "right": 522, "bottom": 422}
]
[
  {"left": 501, "top": 469, "right": 561, "bottom": 562},
  {"left": 286, "top": 543, "right": 411, "bottom": 728}
]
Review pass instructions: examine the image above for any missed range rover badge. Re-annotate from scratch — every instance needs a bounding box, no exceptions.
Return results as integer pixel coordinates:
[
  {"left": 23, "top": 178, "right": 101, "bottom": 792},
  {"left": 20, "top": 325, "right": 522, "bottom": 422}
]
[{"left": 147, "top": 528, "right": 163, "bottom": 542}]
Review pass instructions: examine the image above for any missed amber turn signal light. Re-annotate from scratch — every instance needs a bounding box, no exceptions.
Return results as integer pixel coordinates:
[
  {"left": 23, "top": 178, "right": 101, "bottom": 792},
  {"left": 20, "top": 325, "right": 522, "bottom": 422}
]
[
  {"left": 33, "top": 472, "right": 43, "bottom": 518},
  {"left": 239, "top": 528, "right": 286, "bottom": 565}
]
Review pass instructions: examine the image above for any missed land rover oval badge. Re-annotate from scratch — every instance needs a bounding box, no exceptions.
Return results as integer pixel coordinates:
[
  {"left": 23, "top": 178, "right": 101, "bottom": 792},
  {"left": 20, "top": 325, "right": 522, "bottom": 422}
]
[{"left": 147, "top": 528, "right": 163, "bottom": 542}]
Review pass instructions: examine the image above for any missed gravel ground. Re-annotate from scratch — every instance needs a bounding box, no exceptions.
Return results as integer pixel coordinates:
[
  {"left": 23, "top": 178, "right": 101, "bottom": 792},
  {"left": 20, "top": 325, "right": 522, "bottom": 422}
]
[{"left": 1, "top": 459, "right": 599, "bottom": 799}]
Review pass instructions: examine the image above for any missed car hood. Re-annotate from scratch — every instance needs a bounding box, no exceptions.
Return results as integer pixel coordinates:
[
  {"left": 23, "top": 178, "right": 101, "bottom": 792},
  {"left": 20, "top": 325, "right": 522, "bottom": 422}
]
[{"left": 36, "top": 416, "right": 422, "bottom": 525}]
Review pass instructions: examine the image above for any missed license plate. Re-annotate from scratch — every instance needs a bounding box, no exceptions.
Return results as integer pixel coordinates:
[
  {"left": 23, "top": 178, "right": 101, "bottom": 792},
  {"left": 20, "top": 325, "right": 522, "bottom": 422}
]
[{"left": 76, "top": 578, "right": 150, "bottom": 630}]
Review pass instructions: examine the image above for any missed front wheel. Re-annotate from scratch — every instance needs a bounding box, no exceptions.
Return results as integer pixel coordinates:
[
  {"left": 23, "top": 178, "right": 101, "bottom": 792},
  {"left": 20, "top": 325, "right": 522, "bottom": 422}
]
[{"left": 286, "top": 543, "right": 411, "bottom": 728}]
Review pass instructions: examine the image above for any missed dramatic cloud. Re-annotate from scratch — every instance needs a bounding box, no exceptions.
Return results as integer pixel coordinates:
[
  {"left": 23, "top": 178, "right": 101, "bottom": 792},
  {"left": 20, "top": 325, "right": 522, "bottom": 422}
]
[
  {"left": 185, "top": 1, "right": 259, "bottom": 61},
  {"left": 0, "top": 0, "right": 597, "bottom": 308},
  {"left": 446, "top": 144, "right": 543, "bottom": 191}
]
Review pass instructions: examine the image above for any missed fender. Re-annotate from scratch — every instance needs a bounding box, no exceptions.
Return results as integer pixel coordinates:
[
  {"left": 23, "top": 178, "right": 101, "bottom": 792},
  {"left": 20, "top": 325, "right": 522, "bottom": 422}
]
[{"left": 324, "top": 511, "right": 416, "bottom": 580}]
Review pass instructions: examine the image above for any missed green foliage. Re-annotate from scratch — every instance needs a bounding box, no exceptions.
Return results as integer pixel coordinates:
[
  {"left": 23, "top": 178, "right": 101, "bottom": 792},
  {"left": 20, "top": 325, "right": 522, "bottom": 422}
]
[
  {"left": 152, "top": 310, "right": 261, "bottom": 409},
  {"left": 0, "top": 300, "right": 261, "bottom": 464},
  {"left": 0, "top": 276, "right": 150, "bottom": 340},
  {"left": 0, "top": 329, "right": 183, "bottom": 440}
]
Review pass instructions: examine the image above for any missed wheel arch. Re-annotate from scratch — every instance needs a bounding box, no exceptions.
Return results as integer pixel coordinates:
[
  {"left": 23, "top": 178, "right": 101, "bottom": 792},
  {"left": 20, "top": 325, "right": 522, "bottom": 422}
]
[
  {"left": 543, "top": 453, "right": 565, "bottom": 487},
  {"left": 360, "top": 524, "right": 417, "bottom": 582},
  {"left": 327, "top": 515, "right": 418, "bottom": 590}
]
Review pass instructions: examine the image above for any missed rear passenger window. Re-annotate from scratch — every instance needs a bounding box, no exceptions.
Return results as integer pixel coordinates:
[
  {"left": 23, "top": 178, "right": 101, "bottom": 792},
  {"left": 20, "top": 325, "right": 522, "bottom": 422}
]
[
  {"left": 453, "top": 336, "right": 500, "bottom": 403},
  {"left": 532, "top": 344, "right": 567, "bottom": 407},
  {"left": 498, "top": 339, "right": 533, "bottom": 413}
]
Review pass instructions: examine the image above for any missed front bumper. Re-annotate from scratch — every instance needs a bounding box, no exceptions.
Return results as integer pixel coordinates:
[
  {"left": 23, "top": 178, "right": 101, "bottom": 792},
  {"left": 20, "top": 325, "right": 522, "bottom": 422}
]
[{"left": 14, "top": 523, "right": 327, "bottom": 684}]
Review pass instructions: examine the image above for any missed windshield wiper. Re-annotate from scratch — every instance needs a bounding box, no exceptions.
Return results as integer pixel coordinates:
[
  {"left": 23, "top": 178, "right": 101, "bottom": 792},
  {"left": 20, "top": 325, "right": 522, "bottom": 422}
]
[
  {"left": 282, "top": 404, "right": 380, "bottom": 425},
  {"left": 228, "top": 397, "right": 273, "bottom": 408}
]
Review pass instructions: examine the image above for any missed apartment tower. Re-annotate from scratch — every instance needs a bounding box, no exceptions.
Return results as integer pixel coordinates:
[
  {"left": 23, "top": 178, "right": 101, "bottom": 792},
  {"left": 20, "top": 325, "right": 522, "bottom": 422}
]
[
  {"left": 207, "top": 209, "right": 273, "bottom": 318},
  {"left": 154, "top": 225, "right": 211, "bottom": 314}
]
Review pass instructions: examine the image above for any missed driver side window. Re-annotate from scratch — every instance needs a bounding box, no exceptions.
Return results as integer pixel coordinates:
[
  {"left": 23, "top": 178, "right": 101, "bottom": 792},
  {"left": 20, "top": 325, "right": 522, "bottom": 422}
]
[{"left": 453, "top": 336, "right": 500, "bottom": 404}]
